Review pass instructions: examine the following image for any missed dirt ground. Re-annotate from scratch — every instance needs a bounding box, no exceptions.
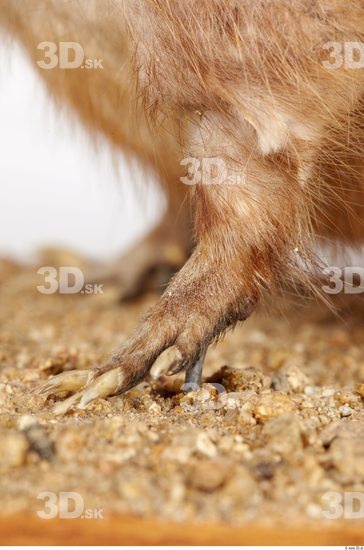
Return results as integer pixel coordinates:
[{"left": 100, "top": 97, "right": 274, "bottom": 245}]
[{"left": 0, "top": 253, "right": 364, "bottom": 535}]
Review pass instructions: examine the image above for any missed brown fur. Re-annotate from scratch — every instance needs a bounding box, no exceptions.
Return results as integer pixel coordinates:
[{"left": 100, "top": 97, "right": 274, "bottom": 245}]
[{"left": 2, "top": 1, "right": 364, "bottom": 391}]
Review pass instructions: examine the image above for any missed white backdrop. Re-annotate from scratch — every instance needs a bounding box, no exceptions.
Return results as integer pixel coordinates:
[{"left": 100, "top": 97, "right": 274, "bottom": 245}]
[
  {"left": 0, "top": 41, "right": 163, "bottom": 262},
  {"left": 1, "top": 41, "right": 360, "bottom": 272}
]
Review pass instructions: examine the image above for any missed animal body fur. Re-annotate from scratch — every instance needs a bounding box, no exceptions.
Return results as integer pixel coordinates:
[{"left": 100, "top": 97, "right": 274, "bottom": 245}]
[{"left": 1, "top": 1, "right": 364, "bottom": 408}]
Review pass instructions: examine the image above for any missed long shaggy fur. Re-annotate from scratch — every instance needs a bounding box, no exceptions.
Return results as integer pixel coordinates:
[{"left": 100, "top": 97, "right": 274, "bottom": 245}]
[
  {"left": 124, "top": 0, "right": 364, "bottom": 298},
  {"left": 2, "top": 1, "right": 364, "bottom": 386}
]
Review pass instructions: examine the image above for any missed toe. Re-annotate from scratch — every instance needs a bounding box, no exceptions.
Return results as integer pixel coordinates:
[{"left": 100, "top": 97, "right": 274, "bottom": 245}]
[
  {"left": 51, "top": 369, "right": 121, "bottom": 414},
  {"left": 52, "top": 392, "right": 84, "bottom": 415},
  {"left": 150, "top": 346, "right": 183, "bottom": 379},
  {"left": 37, "top": 370, "right": 95, "bottom": 396},
  {"left": 77, "top": 369, "right": 121, "bottom": 409}
]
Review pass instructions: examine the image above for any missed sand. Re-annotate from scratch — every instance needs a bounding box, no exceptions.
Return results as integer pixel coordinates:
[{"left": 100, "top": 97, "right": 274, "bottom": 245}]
[{"left": 0, "top": 253, "right": 364, "bottom": 535}]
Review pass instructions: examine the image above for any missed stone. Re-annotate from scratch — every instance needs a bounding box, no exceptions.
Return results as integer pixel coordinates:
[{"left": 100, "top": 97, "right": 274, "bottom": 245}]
[
  {"left": 0, "top": 430, "right": 29, "bottom": 470},
  {"left": 254, "top": 392, "right": 295, "bottom": 422},
  {"left": 330, "top": 437, "right": 364, "bottom": 482},
  {"left": 272, "top": 365, "right": 310, "bottom": 393},
  {"left": 195, "top": 432, "right": 217, "bottom": 458},
  {"left": 187, "top": 460, "right": 231, "bottom": 492},
  {"left": 262, "top": 412, "right": 303, "bottom": 459}
]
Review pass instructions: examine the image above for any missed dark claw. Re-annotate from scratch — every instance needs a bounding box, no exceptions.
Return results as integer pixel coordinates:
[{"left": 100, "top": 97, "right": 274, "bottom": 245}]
[{"left": 183, "top": 350, "right": 206, "bottom": 392}]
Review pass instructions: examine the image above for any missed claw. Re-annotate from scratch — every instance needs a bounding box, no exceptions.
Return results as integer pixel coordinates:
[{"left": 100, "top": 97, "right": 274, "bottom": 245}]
[
  {"left": 150, "top": 346, "right": 183, "bottom": 380},
  {"left": 52, "top": 392, "right": 84, "bottom": 415},
  {"left": 77, "top": 369, "right": 121, "bottom": 409},
  {"left": 51, "top": 369, "right": 121, "bottom": 415},
  {"left": 167, "top": 362, "right": 185, "bottom": 376},
  {"left": 183, "top": 350, "right": 206, "bottom": 391},
  {"left": 37, "top": 370, "right": 94, "bottom": 396}
]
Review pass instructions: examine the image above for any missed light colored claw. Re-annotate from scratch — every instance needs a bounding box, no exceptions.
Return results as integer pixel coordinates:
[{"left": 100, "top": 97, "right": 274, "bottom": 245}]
[
  {"left": 77, "top": 369, "right": 121, "bottom": 409},
  {"left": 52, "top": 392, "right": 83, "bottom": 415},
  {"left": 51, "top": 369, "right": 121, "bottom": 415},
  {"left": 38, "top": 370, "right": 94, "bottom": 396},
  {"left": 150, "top": 346, "right": 183, "bottom": 380}
]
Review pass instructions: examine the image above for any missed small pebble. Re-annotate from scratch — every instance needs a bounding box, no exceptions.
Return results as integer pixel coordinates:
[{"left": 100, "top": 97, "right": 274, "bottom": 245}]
[
  {"left": 339, "top": 405, "right": 353, "bottom": 417},
  {"left": 254, "top": 393, "right": 295, "bottom": 422},
  {"left": 0, "top": 431, "right": 29, "bottom": 470},
  {"left": 272, "top": 365, "right": 310, "bottom": 393},
  {"left": 187, "top": 461, "right": 230, "bottom": 492},
  {"left": 195, "top": 432, "right": 217, "bottom": 458}
]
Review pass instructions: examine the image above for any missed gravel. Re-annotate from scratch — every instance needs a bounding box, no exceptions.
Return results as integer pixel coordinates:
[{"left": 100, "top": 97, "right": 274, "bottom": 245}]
[{"left": 0, "top": 255, "right": 363, "bottom": 526}]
